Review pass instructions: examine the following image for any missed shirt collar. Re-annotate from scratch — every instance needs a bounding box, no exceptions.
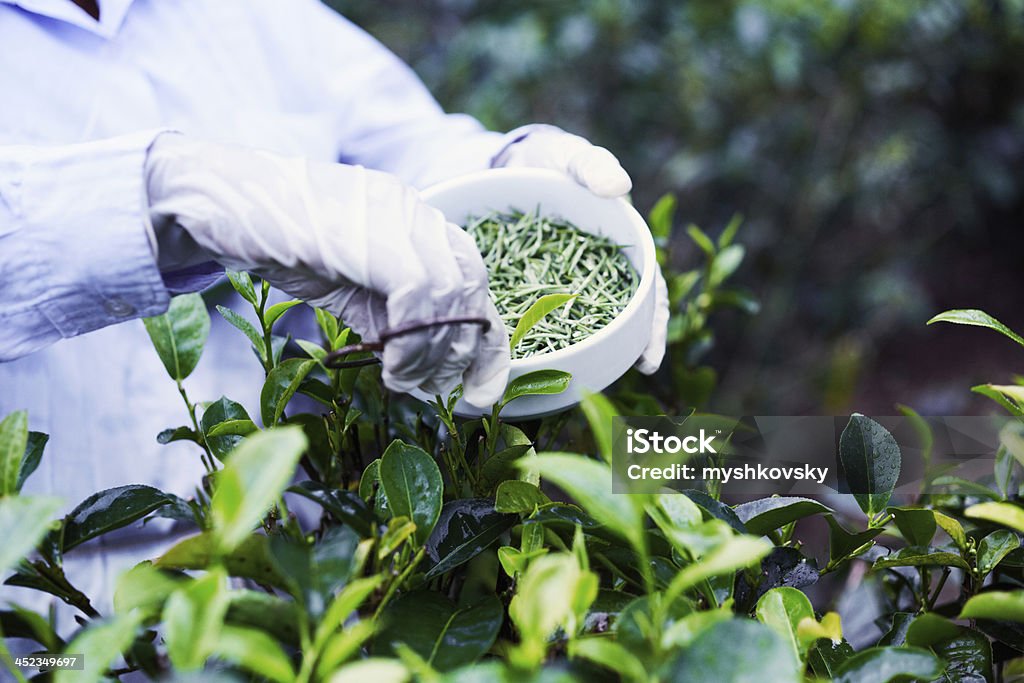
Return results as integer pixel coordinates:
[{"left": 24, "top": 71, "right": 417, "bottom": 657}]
[{"left": 1, "top": 0, "right": 136, "bottom": 38}]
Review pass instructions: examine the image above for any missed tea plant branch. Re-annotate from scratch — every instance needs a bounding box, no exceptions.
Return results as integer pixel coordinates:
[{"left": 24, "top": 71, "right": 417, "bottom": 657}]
[
  {"left": 927, "top": 567, "right": 951, "bottom": 611},
  {"left": 176, "top": 380, "right": 215, "bottom": 472}
]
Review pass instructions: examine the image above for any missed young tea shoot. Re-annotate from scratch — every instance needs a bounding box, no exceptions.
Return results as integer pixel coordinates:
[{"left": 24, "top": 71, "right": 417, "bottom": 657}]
[{"left": 464, "top": 209, "right": 635, "bottom": 358}]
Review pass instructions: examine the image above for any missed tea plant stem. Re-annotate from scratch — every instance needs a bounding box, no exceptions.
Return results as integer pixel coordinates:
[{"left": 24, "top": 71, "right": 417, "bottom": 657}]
[
  {"left": 373, "top": 547, "right": 426, "bottom": 621},
  {"left": 927, "top": 567, "right": 951, "bottom": 611},
  {"left": 176, "top": 380, "right": 215, "bottom": 473}
]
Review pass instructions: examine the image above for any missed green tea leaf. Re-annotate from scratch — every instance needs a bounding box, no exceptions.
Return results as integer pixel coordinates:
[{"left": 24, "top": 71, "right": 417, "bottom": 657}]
[
  {"left": 825, "top": 515, "right": 883, "bottom": 566},
  {"left": 212, "top": 625, "right": 295, "bottom": 683},
  {"left": 570, "top": 637, "right": 648, "bottom": 683},
  {"left": 887, "top": 507, "right": 937, "bottom": 547},
  {"left": 157, "top": 532, "right": 287, "bottom": 588},
  {"left": 0, "top": 410, "right": 28, "bottom": 496},
  {"left": 288, "top": 481, "right": 374, "bottom": 537},
  {"left": 977, "top": 529, "right": 1020, "bottom": 576},
  {"left": 648, "top": 193, "right": 677, "bottom": 242},
  {"left": 524, "top": 452, "right": 646, "bottom": 552},
  {"left": 734, "top": 497, "right": 831, "bottom": 536},
  {"left": 379, "top": 440, "right": 443, "bottom": 545},
  {"left": 686, "top": 223, "right": 716, "bottom": 256},
  {"left": 163, "top": 569, "right": 230, "bottom": 671},
  {"left": 143, "top": 293, "right": 210, "bottom": 380},
  {"left": 0, "top": 496, "right": 62, "bottom": 576},
  {"left": 501, "top": 369, "right": 572, "bottom": 407},
  {"left": 959, "top": 590, "right": 1024, "bottom": 623},
  {"left": 62, "top": 485, "right": 174, "bottom": 552},
  {"left": 708, "top": 243, "right": 745, "bottom": 288},
  {"left": 113, "top": 561, "right": 183, "bottom": 618},
  {"left": 905, "top": 615, "right": 992, "bottom": 683},
  {"left": 226, "top": 270, "right": 258, "bottom": 306},
  {"left": 211, "top": 427, "right": 307, "bottom": 552},
  {"left": 495, "top": 480, "right": 549, "bottom": 514},
  {"left": 425, "top": 499, "right": 517, "bottom": 579},
  {"left": 15, "top": 431, "right": 47, "bottom": 493},
  {"left": 509, "top": 294, "right": 577, "bottom": 349},
  {"left": 669, "top": 619, "right": 800, "bottom": 683},
  {"left": 927, "top": 308, "right": 1024, "bottom": 348},
  {"left": 755, "top": 587, "right": 815, "bottom": 666},
  {"left": 314, "top": 576, "right": 382, "bottom": 653},
  {"left": 833, "top": 646, "right": 944, "bottom": 683},
  {"left": 53, "top": 612, "right": 142, "bottom": 683},
  {"left": 839, "top": 414, "right": 900, "bottom": 518},
  {"left": 718, "top": 213, "right": 743, "bottom": 248},
  {"left": 934, "top": 510, "right": 968, "bottom": 552},
  {"left": 201, "top": 396, "right": 253, "bottom": 461},
  {"left": 579, "top": 391, "right": 617, "bottom": 464},
  {"left": 264, "top": 299, "right": 303, "bottom": 328},
  {"left": 664, "top": 535, "right": 772, "bottom": 604},
  {"left": 376, "top": 592, "right": 503, "bottom": 671},
  {"left": 217, "top": 305, "right": 265, "bottom": 359},
  {"left": 872, "top": 546, "right": 970, "bottom": 571},
  {"left": 260, "top": 358, "right": 317, "bottom": 426},
  {"left": 965, "top": 501, "right": 1024, "bottom": 533}
]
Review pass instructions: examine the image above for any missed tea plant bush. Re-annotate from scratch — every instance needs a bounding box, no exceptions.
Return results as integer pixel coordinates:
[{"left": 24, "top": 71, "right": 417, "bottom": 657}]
[{"left": 0, "top": 204, "right": 1022, "bottom": 682}]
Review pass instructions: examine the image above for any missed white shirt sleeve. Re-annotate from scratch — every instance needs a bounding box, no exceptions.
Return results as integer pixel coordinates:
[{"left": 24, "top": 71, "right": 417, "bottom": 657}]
[
  {"left": 262, "top": 0, "right": 508, "bottom": 188},
  {"left": 0, "top": 131, "right": 171, "bottom": 361}
]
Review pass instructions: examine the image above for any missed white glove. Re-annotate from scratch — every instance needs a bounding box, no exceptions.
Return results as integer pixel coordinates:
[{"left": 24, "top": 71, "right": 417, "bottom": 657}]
[
  {"left": 494, "top": 125, "right": 669, "bottom": 374},
  {"left": 145, "top": 133, "right": 510, "bottom": 407}
]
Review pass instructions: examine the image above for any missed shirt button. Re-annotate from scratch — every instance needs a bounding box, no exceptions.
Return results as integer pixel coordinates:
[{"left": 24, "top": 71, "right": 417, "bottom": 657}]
[{"left": 104, "top": 298, "right": 136, "bottom": 317}]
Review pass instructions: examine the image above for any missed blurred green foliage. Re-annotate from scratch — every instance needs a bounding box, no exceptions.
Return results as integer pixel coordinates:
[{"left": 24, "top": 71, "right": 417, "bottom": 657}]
[{"left": 331, "top": 0, "right": 1024, "bottom": 414}]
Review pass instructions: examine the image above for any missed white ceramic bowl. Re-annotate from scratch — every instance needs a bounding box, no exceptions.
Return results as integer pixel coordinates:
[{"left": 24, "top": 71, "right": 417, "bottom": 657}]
[{"left": 410, "top": 168, "right": 657, "bottom": 419}]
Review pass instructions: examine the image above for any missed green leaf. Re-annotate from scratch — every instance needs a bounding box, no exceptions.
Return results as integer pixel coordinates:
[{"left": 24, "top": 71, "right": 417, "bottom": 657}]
[
  {"left": 887, "top": 507, "right": 938, "bottom": 547},
  {"left": 376, "top": 592, "right": 503, "bottom": 671},
  {"left": 314, "top": 576, "right": 383, "bottom": 652},
  {"left": 509, "top": 293, "right": 577, "bottom": 349},
  {"left": 424, "top": 499, "right": 517, "bottom": 579},
  {"left": 501, "top": 369, "right": 572, "bottom": 407},
  {"left": 211, "top": 427, "right": 307, "bottom": 552},
  {"left": 0, "top": 496, "right": 62, "bottom": 575},
  {"left": 217, "top": 305, "right": 265, "bottom": 359},
  {"left": 905, "top": 615, "right": 992, "bottom": 683},
  {"left": 53, "top": 612, "right": 142, "bottom": 683},
  {"left": 296, "top": 338, "right": 328, "bottom": 362},
  {"left": 686, "top": 223, "right": 716, "bottom": 256},
  {"left": 62, "top": 485, "right": 173, "bottom": 552},
  {"left": 212, "top": 625, "right": 296, "bottom": 683},
  {"left": 718, "top": 213, "right": 743, "bottom": 248},
  {"left": 15, "top": 431, "right": 47, "bottom": 493},
  {"left": 934, "top": 511, "right": 968, "bottom": 551},
  {"left": 664, "top": 535, "right": 772, "bottom": 604},
  {"left": 808, "top": 639, "right": 856, "bottom": 679},
  {"left": 669, "top": 619, "right": 801, "bottom": 682},
  {"left": 327, "top": 658, "right": 410, "bottom": 683},
  {"left": 288, "top": 481, "right": 374, "bottom": 537},
  {"left": 156, "top": 426, "right": 197, "bottom": 445},
  {"left": 570, "top": 637, "right": 648, "bottom": 683},
  {"left": 314, "top": 308, "right": 340, "bottom": 346},
  {"left": 260, "top": 358, "right": 316, "bottom": 426},
  {"left": 755, "top": 587, "right": 815, "bottom": 666},
  {"left": 734, "top": 497, "right": 831, "bottom": 536},
  {"left": 579, "top": 391, "right": 617, "bottom": 464},
  {"left": 647, "top": 193, "right": 677, "bottom": 242},
  {"left": 157, "top": 532, "right": 287, "bottom": 588},
  {"left": 0, "top": 410, "right": 28, "bottom": 497},
  {"left": 839, "top": 414, "right": 900, "bottom": 518},
  {"left": 226, "top": 270, "right": 258, "bottom": 306},
  {"left": 927, "top": 308, "right": 1024, "bottom": 348},
  {"left": 959, "top": 590, "right": 1024, "bottom": 623},
  {"left": 143, "top": 293, "right": 210, "bottom": 380},
  {"left": 113, "top": 561, "right": 184, "bottom": 618},
  {"left": 264, "top": 299, "right": 303, "bottom": 328},
  {"left": 833, "top": 646, "right": 944, "bottom": 683},
  {"left": 163, "top": 569, "right": 230, "bottom": 671},
  {"left": 872, "top": 546, "right": 971, "bottom": 571},
  {"left": 965, "top": 501, "right": 1024, "bottom": 532},
  {"left": 708, "top": 243, "right": 745, "bottom": 288},
  {"left": 523, "top": 452, "right": 646, "bottom": 553},
  {"left": 201, "top": 396, "right": 253, "bottom": 461},
  {"left": 495, "top": 480, "right": 549, "bottom": 514},
  {"left": 977, "top": 529, "right": 1020, "bottom": 576},
  {"left": 379, "top": 440, "right": 443, "bottom": 546},
  {"left": 509, "top": 553, "right": 598, "bottom": 665}
]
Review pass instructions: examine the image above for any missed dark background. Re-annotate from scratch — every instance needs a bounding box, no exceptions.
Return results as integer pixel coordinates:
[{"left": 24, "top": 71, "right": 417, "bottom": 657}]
[{"left": 331, "top": 0, "right": 1024, "bottom": 416}]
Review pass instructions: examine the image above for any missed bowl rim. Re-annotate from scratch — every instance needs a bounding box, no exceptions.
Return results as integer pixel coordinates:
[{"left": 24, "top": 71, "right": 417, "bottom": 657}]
[{"left": 421, "top": 167, "right": 658, "bottom": 371}]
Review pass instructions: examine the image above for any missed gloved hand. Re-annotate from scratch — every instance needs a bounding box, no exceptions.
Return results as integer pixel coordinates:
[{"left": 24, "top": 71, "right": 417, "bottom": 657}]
[
  {"left": 145, "top": 133, "right": 510, "bottom": 407},
  {"left": 494, "top": 125, "right": 669, "bottom": 373}
]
